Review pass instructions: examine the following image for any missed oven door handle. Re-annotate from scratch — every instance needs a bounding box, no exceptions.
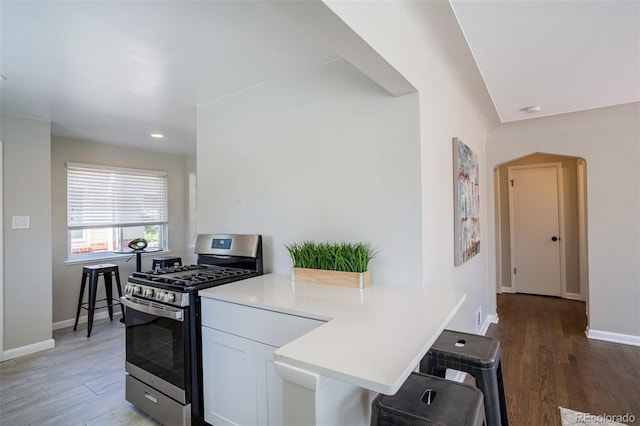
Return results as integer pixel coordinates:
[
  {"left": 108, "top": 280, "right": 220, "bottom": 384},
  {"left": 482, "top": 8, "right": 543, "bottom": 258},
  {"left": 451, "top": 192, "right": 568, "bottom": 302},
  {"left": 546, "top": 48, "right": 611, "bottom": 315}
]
[{"left": 120, "top": 296, "right": 184, "bottom": 322}]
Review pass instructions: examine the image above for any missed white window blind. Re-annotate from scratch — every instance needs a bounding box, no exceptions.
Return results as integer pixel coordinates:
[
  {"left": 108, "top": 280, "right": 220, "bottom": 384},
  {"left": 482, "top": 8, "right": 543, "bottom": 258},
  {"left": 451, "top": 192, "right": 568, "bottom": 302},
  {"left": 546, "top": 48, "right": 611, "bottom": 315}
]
[{"left": 67, "top": 162, "right": 168, "bottom": 229}]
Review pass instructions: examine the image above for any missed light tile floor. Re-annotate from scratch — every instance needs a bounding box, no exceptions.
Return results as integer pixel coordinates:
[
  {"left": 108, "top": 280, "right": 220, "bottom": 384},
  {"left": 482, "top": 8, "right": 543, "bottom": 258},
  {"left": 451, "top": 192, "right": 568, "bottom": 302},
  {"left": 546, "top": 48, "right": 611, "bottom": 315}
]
[{"left": 1, "top": 319, "right": 160, "bottom": 426}]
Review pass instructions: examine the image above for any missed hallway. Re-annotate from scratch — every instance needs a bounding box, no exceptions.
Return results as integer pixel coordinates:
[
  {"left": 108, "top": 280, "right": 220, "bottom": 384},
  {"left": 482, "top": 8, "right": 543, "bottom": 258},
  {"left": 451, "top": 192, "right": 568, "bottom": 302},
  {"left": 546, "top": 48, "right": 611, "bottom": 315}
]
[{"left": 487, "top": 294, "right": 640, "bottom": 425}]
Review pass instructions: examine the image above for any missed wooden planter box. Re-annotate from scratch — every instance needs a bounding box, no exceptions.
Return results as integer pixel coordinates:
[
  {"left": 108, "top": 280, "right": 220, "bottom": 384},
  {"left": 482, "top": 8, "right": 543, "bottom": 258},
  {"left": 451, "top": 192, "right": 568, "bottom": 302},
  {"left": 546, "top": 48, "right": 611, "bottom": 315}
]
[{"left": 292, "top": 267, "right": 370, "bottom": 289}]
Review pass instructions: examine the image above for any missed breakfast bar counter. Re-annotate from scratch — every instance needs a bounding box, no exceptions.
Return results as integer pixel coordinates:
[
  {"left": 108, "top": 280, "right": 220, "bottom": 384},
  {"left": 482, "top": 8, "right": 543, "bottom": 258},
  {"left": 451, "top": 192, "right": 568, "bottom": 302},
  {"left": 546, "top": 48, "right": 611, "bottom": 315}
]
[{"left": 199, "top": 273, "right": 465, "bottom": 425}]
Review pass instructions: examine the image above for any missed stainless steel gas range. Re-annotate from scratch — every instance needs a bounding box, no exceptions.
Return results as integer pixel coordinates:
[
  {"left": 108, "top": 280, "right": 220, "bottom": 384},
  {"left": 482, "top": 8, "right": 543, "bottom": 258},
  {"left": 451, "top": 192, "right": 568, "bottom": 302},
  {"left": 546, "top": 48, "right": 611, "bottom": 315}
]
[{"left": 121, "top": 234, "right": 263, "bottom": 426}]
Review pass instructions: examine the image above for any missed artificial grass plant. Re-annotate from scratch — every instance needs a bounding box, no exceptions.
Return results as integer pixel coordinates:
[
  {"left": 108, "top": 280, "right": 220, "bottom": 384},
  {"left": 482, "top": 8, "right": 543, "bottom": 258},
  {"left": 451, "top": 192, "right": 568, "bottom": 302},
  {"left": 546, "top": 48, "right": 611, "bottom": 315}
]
[{"left": 285, "top": 241, "right": 377, "bottom": 273}]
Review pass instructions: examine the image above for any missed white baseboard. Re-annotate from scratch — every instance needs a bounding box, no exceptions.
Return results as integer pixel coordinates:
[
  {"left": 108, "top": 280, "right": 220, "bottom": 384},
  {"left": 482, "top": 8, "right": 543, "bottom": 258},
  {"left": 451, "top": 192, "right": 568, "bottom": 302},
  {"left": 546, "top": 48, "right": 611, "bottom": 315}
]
[
  {"left": 53, "top": 311, "right": 123, "bottom": 331},
  {"left": 501, "top": 288, "right": 584, "bottom": 301},
  {"left": 565, "top": 293, "right": 584, "bottom": 301},
  {"left": 586, "top": 327, "right": 640, "bottom": 347},
  {"left": 479, "top": 314, "right": 499, "bottom": 335},
  {"left": 3, "top": 338, "right": 55, "bottom": 361}
]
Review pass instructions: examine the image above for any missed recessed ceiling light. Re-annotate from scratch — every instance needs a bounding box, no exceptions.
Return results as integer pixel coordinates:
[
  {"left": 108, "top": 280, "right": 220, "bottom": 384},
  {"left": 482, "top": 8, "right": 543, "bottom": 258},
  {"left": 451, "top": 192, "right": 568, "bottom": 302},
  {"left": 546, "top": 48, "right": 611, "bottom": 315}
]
[
  {"left": 522, "top": 106, "right": 541, "bottom": 114},
  {"left": 150, "top": 133, "right": 164, "bottom": 139}
]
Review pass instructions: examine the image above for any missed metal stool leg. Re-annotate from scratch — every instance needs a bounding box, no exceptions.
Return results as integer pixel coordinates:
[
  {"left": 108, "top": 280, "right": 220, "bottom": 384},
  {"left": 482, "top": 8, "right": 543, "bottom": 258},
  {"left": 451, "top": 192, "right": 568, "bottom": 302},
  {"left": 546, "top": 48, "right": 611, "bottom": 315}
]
[
  {"left": 497, "top": 362, "right": 508, "bottom": 425},
  {"left": 87, "top": 270, "right": 99, "bottom": 338},
  {"left": 104, "top": 270, "right": 114, "bottom": 321},
  {"left": 73, "top": 271, "right": 88, "bottom": 331},
  {"left": 113, "top": 267, "right": 126, "bottom": 321}
]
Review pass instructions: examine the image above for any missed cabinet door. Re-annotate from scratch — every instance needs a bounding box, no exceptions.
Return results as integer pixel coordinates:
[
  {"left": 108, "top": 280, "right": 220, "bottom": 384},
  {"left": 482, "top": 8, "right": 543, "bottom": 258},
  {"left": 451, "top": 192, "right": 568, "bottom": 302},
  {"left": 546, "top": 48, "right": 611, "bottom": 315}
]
[
  {"left": 202, "top": 327, "right": 258, "bottom": 426},
  {"left": 255, "top": 342, "right": 282, "bottom": 426}
]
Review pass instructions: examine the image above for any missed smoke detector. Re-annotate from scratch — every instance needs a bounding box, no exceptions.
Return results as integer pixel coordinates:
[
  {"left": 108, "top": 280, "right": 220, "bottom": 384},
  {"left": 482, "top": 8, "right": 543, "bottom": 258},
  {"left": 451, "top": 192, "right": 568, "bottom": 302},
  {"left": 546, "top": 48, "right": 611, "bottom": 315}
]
[{"left": 522, "top": 105, "right": 541, "bottom": 114}]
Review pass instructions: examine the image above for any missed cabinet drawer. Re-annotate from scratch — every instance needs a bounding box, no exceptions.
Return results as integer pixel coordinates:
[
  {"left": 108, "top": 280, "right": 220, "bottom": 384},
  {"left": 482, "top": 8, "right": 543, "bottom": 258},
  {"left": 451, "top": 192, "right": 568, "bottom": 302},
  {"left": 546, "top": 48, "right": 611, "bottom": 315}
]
[{"left": 201, "top": 298, "right": 325, "bottom": 347}]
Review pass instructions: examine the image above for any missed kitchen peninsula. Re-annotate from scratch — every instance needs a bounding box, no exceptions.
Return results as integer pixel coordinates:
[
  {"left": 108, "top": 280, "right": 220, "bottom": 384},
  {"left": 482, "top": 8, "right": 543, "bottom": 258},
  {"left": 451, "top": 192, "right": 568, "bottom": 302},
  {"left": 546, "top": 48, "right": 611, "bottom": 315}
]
[{"left": 199, "top": 273, "right": 465, "bottom": 426}]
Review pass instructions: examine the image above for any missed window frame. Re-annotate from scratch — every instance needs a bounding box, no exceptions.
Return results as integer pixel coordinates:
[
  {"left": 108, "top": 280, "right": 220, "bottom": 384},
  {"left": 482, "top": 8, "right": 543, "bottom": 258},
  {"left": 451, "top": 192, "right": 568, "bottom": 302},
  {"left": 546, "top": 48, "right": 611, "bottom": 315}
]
[{"left": 66, "top": 162, "right": 169, "bottom": 262}]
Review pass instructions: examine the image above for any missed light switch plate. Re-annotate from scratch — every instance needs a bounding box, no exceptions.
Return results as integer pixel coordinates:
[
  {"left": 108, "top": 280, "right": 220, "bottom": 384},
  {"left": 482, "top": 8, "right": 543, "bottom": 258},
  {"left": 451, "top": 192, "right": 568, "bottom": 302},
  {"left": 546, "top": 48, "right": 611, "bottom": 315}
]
[{"left": 12, "top": 216, "right": 30, "bottom": 229}]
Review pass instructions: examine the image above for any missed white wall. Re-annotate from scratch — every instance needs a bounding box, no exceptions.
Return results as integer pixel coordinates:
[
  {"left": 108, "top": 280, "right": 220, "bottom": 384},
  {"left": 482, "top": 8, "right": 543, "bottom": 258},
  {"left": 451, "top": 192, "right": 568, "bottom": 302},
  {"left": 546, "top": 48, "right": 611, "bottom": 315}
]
[
  {"left": 323, "top": 0, "right": 499, "bottom": 331},
  {"left": 197, "top": 59, "right": 423, "bottom": 287},
  {"left": 487, "top": 103, "right": 640, "bottom": 338},
  {"left": 185, "top": 154, "right": 197, "bottom": 264},
  {"left": 198, "top": 0, "right": 499, "bottom": 333},
  {"left": 51, "top": 136, "right": 189, "bottom": 325},
  {"left": 0, "top": 118, "right": 190, "bottom": 355},
  {"left": 1, "top": 113, "right": 53, "bottom": 357},
  {"left": 0, "top": 141, "right": 3, "bottom": 356}
]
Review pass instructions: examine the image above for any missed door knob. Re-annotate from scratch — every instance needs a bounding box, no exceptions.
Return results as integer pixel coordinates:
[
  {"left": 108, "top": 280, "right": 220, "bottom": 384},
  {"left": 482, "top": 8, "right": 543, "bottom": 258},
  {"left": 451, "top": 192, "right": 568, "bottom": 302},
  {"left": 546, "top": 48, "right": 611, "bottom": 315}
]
[{"left": 551, "top": 236, "right": 559, "bottom": 242}]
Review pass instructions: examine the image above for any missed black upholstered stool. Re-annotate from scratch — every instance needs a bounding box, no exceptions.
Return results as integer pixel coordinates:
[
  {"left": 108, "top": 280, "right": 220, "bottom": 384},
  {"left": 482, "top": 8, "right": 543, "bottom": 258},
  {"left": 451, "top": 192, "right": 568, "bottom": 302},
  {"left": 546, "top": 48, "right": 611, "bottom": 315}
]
[
  {"left": 420, "top": 330, "right": 508, "bottom": 426},
  {"left": 73, "top": 263, "right": 125, "bottom": 337},
  {"left": 152, "top": 256, "right": 182, "bottom": 270},
  {"left": 371, "top": 372, "right": 485, "bottom": 425}
]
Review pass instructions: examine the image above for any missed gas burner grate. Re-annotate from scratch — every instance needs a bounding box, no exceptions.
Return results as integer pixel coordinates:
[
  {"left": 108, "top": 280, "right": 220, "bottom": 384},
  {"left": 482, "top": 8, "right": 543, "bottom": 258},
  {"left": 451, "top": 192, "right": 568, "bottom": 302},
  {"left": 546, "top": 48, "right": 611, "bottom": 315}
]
[
  {"left": 129, "top": 267, "right": 254, "bottom": 287},
  {"left": 137, "top": 265, "right": 204, "bottom": 276}
]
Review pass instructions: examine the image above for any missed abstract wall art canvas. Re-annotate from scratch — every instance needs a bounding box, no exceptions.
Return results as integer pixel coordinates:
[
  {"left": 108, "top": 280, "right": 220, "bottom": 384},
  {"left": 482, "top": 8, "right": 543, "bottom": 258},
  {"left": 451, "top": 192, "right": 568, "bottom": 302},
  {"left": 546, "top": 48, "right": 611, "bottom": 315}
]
[{"left": 453, "top": 137, "right": 480, "bottom": 265}]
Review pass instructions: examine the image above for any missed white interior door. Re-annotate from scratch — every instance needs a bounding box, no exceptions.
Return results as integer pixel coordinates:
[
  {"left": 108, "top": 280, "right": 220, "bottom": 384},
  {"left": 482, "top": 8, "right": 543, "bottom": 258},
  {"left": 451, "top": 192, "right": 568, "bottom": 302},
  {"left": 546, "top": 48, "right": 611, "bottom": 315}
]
[{"left": 508, "top": 163, "right": 564, "bottom": 296}]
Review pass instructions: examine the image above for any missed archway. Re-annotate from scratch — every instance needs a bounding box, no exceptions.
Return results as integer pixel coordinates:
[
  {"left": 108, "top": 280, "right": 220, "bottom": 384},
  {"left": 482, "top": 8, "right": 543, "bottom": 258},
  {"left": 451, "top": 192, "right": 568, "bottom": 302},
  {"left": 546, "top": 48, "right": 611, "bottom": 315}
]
[{"left": 493, "top": 153, "right": 588, "bottom": 311}]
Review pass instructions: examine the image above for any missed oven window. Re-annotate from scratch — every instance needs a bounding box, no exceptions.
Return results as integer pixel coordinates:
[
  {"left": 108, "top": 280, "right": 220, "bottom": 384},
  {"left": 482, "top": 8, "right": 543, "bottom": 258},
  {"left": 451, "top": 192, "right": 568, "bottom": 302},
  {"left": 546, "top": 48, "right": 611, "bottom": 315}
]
[{"left": 126, "top": 309, "right": 188, "bottom": 390}]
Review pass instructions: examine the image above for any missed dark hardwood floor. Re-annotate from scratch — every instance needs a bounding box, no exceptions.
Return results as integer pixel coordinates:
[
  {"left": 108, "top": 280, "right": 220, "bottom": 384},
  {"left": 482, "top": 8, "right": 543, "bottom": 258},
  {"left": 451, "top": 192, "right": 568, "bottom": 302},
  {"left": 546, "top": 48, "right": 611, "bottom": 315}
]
[{"left": 486, "top": 294, "right": 640, "bottom": 425}]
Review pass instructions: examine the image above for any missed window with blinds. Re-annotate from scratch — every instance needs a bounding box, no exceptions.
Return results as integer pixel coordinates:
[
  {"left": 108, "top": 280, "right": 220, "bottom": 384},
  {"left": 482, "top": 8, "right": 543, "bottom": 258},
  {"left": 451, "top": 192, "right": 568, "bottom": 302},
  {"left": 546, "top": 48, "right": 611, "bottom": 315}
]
[{"left": 66, "top": 162, "right": 168, "bottom": 259}]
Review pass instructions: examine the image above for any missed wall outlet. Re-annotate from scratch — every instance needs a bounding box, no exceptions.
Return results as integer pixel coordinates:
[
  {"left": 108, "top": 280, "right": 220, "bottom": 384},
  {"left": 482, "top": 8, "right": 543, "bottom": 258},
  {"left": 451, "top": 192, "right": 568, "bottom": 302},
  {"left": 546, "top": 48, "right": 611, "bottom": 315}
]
[
  {"left": 12, "top": 215, "right": 30, "bottom": 229},
  {"left": 475, "top": 307, "right": 483, "bottom": 333}
]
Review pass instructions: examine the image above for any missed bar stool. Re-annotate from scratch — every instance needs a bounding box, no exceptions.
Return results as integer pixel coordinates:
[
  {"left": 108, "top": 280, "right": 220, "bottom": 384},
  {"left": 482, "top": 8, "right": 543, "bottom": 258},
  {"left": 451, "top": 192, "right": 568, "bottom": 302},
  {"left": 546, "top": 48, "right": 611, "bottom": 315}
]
[
  {"left": 371, "top": 372, "right": 485, "bottom": 425},
  {"left": 73, "top": 263, "right": 125, "bottom": 337},
  {"left": 152, "top": 256, "right": 182, "bottom": 270},
  {"left": 420, "top": 330, "right": 509, "bottom": 426}
]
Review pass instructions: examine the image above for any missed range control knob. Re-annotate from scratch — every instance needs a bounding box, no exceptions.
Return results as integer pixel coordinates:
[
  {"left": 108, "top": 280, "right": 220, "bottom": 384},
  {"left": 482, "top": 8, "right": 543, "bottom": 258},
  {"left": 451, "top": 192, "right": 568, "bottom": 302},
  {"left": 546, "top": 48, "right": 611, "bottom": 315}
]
[
  {"left": 143, "top": 288, "right": 154, "bottom": 298},
  {"left": 132, "top": 286, "right": 142, "bottom": 295},
  {"left": 165, "top": 292, "right": 176, "bottom": 303},
  {"left": 124, "top": 284, "right": 132, "bottom": 294}
]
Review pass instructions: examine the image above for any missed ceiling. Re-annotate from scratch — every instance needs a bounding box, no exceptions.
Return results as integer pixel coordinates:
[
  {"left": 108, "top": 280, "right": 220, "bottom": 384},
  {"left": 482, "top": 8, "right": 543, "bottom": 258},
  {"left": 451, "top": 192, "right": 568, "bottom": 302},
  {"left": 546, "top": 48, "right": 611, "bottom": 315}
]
[
  {"left": 0, "top": 1, "right": 338, "bottom": 154},
  {"left": 450, "top": 0, "right": 640, "bottom": 122},
  {"left": 1, "top": 1, "right": 638, "bottom": 155}
]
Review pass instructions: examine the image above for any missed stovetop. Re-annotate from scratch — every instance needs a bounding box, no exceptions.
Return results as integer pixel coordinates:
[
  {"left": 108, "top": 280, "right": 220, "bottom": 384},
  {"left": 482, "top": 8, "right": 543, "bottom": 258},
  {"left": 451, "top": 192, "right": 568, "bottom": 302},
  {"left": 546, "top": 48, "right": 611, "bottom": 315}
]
[
  {"left": 128, "top": 264, "right": 255, "bottom": 292},
  {"left": 125, "top": 234, "right": 262, "bottom": 308}
]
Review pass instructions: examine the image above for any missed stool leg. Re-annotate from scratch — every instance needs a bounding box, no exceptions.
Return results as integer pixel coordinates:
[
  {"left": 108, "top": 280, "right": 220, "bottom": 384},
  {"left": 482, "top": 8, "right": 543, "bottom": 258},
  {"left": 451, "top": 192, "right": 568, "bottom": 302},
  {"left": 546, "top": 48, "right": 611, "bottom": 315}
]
[
  {"left": 104, "top": 271, "right": 114, "bottom": 321},
  {"left": 113, "top": 269, "right": 126, "bottom": 322},
  {"left": 497, "top": 362, "right": 509, "bottom": 425},
  {"left": 475, "top": 371, "right": 503, "bottom": 426},
  {"left": 73, "top": 271, "right": 88, "bottom": 331},
  {"left": 87, "top": 270, "right": 99, "bottom": 338}
]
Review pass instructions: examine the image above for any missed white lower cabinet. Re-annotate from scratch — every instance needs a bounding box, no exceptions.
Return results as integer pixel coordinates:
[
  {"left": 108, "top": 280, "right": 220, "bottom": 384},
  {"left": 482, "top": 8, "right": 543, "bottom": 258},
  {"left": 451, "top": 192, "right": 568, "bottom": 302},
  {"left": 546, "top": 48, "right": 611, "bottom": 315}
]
[
  {"left": 202, "top": 327, "right": 280, "bottom": 426},
  {"left": 201, "top": 298, "right": 324, "bottom": 426},
  {"left": 255, "top": 343, "right": 283, "bottom": 426}
]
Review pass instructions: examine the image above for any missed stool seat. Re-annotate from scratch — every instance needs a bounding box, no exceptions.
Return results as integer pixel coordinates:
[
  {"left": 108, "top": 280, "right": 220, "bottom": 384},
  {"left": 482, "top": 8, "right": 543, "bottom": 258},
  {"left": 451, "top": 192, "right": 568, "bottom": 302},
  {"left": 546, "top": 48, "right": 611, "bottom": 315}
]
[
  {"left": 73, "top": 263, "right": 125, "bottom": 337},
  {"left": 420, "top": 330, "right": 508, "bottom": 426},
  {"left": 152, "top": 256, "right": 182, "bottom": 270},
  {"left": 83, "top": 263, "right": 119, "bottom": 273},
  {"left": 371, "top": 372, "right": 485, "bottom": 426}
]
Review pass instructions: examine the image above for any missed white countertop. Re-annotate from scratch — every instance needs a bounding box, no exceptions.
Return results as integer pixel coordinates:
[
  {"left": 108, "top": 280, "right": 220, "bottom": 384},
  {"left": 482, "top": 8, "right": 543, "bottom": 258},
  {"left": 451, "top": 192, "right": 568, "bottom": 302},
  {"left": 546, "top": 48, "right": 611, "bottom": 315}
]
[{"left": 199, "top": 273, "right": 465, "bottom": 395}]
